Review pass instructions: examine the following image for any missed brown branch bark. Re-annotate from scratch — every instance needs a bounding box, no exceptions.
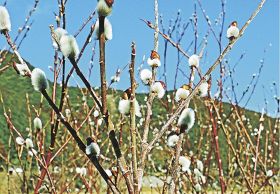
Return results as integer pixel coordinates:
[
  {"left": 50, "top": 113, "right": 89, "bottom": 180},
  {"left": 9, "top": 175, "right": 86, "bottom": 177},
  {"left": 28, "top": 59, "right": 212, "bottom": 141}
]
[
  {"left": 129, "top": 42, "right": 138, "bottom": 194},
  {"left": 98, "top": 15, "right": 107, "bottom": 116},
  {"left": 40, "top": 89, "right": 120, "bottom": 194}
]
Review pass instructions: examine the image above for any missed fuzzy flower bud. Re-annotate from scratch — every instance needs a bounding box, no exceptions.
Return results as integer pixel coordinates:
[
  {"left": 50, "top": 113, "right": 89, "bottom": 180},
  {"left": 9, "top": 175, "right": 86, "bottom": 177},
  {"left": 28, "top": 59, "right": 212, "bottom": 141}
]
[
  {"left": 118, "top": 99, "right": 130, "bottom": 115},
  {"left": 97, "top": 0, "right": 113, "bottom": 17},
  {"left": 15, "top": 168, "right": 23, "bottom": 174},
  {"left": 140, "top": 69, "right": 152, "bottom": 85},
  {"left": 97, "top": 118, "right": 103, "bottom": 126},
  {"left": 60, "top": 35, "right": 79, "bottom": 59},
  {"left": 167, "top": 133, "right": 179, "bottom": 147},
  {"left": 93, "top": 110, "right": 99, "bottom": 118},
  {"left": 179, "top": 156, "right": 191, "bottom": 173},
  {"left": 197, "top": 160, "right": 204, "bottom": 172},
  {"left": 86, "top": 137, "right": 100, "bottom": 156},
  {"left": 266, "top": 170, "right": 273, "bottom": 177},
  {"left": 188, "top": 54, "right": 199, "bottom": 67},
  {"left": 105, "top": 169, "right": 112, "bottom": 177},
  {"left": 151, "top": 81, "right": 166, "bottom": 99},
  {"left": 95, "top": 18, "right": 112, "bottom": 40},
  {"left": 52, "top": 27, "right": 68, "bottom": 50},
  {"left": 76, "top": 167, "right": 87, "bottom": 176},
  {"left": 28, "top": 149, "right": 37, "bottom": 157},
  {"left": 16, "top": 137, "right": 25, "bottom": 145},
  {"left": 147, "top": 50, "right": 161, "bottom": 67},
  {"left": 194, "top": 183, "right": 202, "bottom": 192},
  {"left": 118, "top": 99, "right": 142, "bottom": 117},
  {"left": 178, "top": 108, "right": 195, "bottom": 133},
  {"left": 25, "top": 138, "right": 34, "bottom": 149},
  {"left": 175, "top": 86, "right": 190, "bottom": 102},
  {"left": 31, "top": 68, "right": 49, "bottom": 91},
  {"left": 65, "top": 109, "right": 71, "bottom": 118},
  {"left": 198, "top": 82, "right": 208, "bottom": 97},
  {"left": 227, "top": 21, "right": 239, "bottom": 40},
  {"left": 194, "top": 168, "right": 202, "bottom": 177},
  {"left": 0, "top": 6, "right": 11, "bottom": 32},
  {"left": 110, "top": 75, "right": 120, "bottom": 84},
  {"left": 33, "top": 117, "right": 42, "bottom": 130},
  {"left": 86, "top": 142, "right": 100, "bottom": 156}
]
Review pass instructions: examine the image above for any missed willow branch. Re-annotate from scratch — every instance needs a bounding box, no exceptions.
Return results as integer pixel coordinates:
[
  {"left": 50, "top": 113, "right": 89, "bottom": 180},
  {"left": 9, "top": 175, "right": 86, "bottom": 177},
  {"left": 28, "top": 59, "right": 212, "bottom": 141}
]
[
  {"left": 69, "top": 58, "right": 102, "bottom": 110},
  {"left": 98, "top": 15, "right": 107, "bottom": 115},
  {"left": 252, "top": 112, "right": 265, "bottom": 188},
  {"left": 148, "top": 0, "right": 266, "bottom": 151},
  {"left": 211, "top": 101, "right": 255, "bottom": 193},
  {"left": 40, "top": 89, "right": 120, "bottom": 194},
  {"left": 141, "top": 19, "right": 190, "bottom": 59},
  {"left": 129, "top": 42, "right": 138, "bottom": 193}
]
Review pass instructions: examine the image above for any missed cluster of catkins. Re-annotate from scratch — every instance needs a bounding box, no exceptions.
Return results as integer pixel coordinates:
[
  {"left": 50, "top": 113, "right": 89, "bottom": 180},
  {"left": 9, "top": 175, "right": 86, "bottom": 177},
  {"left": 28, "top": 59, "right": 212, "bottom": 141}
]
[
  {"left": 0, "top": 0, "right": 116, "bottom": 159},
  {"left": 0, "top": 0, "right": 242, "bottom": 183}
]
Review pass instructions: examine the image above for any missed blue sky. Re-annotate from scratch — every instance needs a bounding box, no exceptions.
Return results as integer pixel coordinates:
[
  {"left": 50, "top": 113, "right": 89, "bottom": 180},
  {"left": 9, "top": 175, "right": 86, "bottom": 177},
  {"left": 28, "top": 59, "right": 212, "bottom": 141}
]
[{"left": 1, "top": 0, "right": 279, "bottom": 115}]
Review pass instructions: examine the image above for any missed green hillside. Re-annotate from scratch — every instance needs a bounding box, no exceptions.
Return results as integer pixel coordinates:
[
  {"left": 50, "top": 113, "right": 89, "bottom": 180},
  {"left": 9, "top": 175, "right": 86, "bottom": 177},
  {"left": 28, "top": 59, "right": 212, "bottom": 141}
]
[{"left": 0, "top": 51, "right": 278, "bottom": 172}]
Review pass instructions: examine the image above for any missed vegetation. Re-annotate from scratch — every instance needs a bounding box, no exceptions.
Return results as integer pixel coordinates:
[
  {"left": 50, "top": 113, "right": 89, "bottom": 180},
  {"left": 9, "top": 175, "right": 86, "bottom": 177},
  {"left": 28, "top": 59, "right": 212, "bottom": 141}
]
[{"left": 0, "top": 0, "right": 279, "bottom": 193}]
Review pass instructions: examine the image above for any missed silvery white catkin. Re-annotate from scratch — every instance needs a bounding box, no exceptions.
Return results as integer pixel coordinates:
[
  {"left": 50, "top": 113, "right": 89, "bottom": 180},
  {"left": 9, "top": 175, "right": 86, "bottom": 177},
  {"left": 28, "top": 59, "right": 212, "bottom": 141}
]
[
  {"left": 175, "top": 88, "right": 190, "bottom": 102},
  {"left": 95, "top": 17, "right": 113, "bottom": 40},
  {"left": 16, "top": 137, "right": 25, "bottom": 145},
  {"left": 105, "top": 169, "right": 112, "bottom": 177},
  {"left": 33, "top": 117, "right": 42, "bottom": 130},
  {"left": 188, "top": 54, "right": 200, "bottom": 67},
  {"left": 97, "top": 0, "right": 112, "bottom": 17},
  {"left": 86, "top": 142, "right": 100, "bottom": 156},
  {"left": 31, "top": 68, "right": 49, "bottom": 91},
  {"left": 76, "top": 167, "right": 87, "bottom": 176},
  {"left": 227, "top": 26, "right": 239, "bottom": 39},
  {"left": 59, "top": 35, "right": 79, "bottom": 59},
  {"left": 178, "top": 108, "right": 195, "bottom": 132},
  {"left": 118, "top": 99, "right": 130, "bottom": 115},
  {"left": 198, "top": 82, "right": 208, "bottom": 97},
  {"left": 140, "top": 69, "right": 152, "bottom": 85},
  {"left": 25, "top": 138, "right": 34, "bottom": 149},
  {"left": 52, "top": 27, "right": 68, "bottom": 49},
  {"left": 179, "top": 156, "right": 191, "bottom": 172},
  {"left": 151, "top": 82, "right": 165, "bottom": 99},
  {"left": 118, "top": 99, "right": 142, "bottom": 117},
  {"left": 147, "top": 57, "right": 161, "bottom": 67},
  {"left": 0, "top": 6, "right": 11, "bottom": 32},
  {"left": 167, "top": 134, "right": 179, "bottom": 147}
]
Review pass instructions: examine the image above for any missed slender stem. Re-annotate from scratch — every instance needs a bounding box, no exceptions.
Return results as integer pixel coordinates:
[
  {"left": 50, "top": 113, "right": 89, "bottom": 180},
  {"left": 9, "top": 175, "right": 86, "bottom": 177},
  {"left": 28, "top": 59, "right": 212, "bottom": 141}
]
[
  {"left": 41, "top": 89, "right": 120, "bottom": 194},
  {"left": 211, "top": 101, "right": 255, "bottom": 193},
  {"left": 208, "top": 105, "right": 225, "bottom": 193},
  {"left": 252, "top": 113, "right": 265, "bottom": 188},
  {"left": 168, "top": 46, "right": 196, "bottom": 193},
  {"left": 153, "top": 0, "right": 159, "bottom": 52},
  {"left": 142, "top": 19, "right": 190, "bottom": 59},
  {"left": 129, "top": 42, "right": 138, "bottom": 194},
  {"left": 69, "top": 58, "right": 102, "bottom": 110},
  {"left": 74, "top": 9, "right": 96, "bottom": 37},
  {"left": 168, "top": 134, "right": 184, "bottom": 193},
  {"left": 3, "top": 31, "right": 31, "bottom": 75},
  {"left": 193, "top": 3, "right": 198, "bottom": 54},
  {"left": 65, "top": 24, "right": 96, "bottom": 91},
  {"left": 13, "top": 0, "right": 40, "bottom": 45},
  {"left": 98, "top": 16, "right": 107, "bottom": 115},
  {"left": 138, "top": 1, "right": 160, "bottom": 191},
  {"left": 94, "top": 13, "right": 134, "bottom": 192},
  {"left": 109, "top": 130, "right": 134, "bottom": 194}
]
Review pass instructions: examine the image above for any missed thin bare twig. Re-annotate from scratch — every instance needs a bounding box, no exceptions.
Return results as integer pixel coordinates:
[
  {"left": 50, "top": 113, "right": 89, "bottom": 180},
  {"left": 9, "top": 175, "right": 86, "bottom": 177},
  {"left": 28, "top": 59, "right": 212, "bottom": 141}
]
[{"left": 129, "top": 42, "right": 138, "bottom": 194}]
